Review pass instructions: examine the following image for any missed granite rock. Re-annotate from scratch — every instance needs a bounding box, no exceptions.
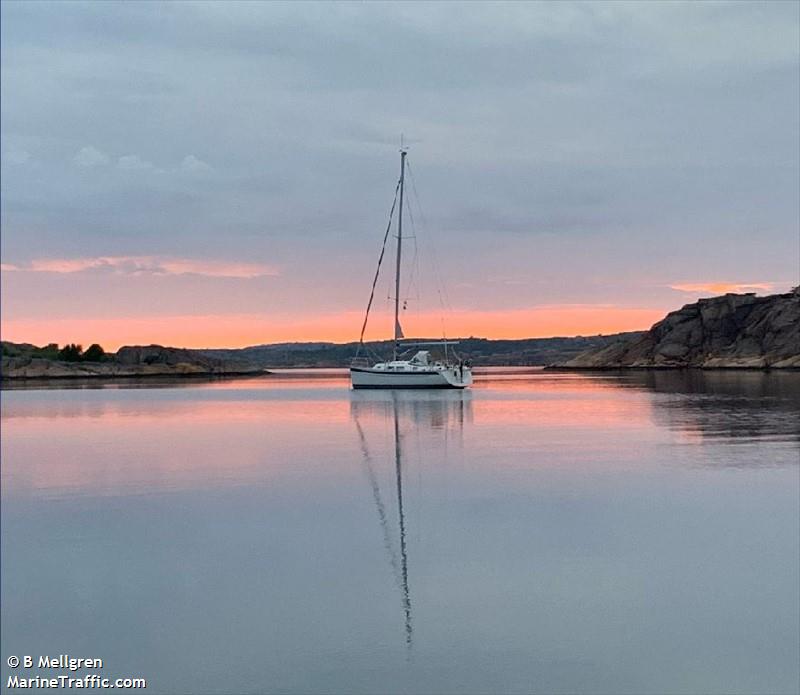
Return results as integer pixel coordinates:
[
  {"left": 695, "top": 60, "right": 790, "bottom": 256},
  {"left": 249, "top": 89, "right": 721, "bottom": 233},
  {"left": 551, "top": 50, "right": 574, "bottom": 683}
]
[{"left": 557, "top": 288, "right": 800, "bottom": 369}]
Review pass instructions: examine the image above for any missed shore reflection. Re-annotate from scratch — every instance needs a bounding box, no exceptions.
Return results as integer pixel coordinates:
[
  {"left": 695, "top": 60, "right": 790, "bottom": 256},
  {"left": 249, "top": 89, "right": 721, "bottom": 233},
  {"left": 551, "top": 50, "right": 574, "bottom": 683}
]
[
  {"left": 2, "top": 371, "right": 796, "bottom": 502},
  {"left": 614, "top": 370, "right": 800, "bottom": 445}
]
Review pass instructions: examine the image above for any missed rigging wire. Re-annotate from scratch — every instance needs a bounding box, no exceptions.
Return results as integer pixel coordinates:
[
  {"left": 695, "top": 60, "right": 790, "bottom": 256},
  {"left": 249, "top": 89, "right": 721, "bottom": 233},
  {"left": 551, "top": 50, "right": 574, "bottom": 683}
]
[
  {"left": 406, "top": 159, "right": 455, "bottom": 338},
  {"left": 357, "top": 156, "right": 461, "bottom": 363},
  {"left": 404, "top": 188, "right": 421, "bottom": 321},
  {"left": 356, "top": 179, "right": 401, "bottom": 357}
]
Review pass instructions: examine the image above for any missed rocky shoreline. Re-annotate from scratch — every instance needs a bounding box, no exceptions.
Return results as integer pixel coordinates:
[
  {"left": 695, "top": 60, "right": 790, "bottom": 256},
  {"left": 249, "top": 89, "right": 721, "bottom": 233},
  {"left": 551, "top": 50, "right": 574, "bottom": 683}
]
[
  {"left": 553, "top": 288, "right": 800, "bottom": 370},
  {"left": 1, "top": 344, "right": 267, "bottom": 380}
]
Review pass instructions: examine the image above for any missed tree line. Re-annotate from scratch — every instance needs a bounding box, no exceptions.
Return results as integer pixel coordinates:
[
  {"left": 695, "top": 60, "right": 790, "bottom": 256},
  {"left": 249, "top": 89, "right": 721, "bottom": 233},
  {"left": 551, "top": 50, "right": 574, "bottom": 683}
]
[
  {"left": 1, "top": 342, "right": 110, "bottom": 362},
  {"left": 55, "top": 343, "right": 107, "bottom": 362}
]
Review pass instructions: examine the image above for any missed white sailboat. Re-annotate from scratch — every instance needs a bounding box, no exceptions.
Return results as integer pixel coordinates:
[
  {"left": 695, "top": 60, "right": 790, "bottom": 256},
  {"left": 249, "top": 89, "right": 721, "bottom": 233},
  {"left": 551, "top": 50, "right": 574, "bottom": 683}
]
[{"left": 350, "top": 148, "right": 472, "bottom": 390}]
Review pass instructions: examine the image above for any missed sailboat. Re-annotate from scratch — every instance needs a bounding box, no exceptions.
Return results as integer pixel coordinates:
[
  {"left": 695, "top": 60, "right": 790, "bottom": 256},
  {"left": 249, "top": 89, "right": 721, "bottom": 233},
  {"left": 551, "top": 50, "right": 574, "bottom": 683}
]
[{"left": 350, "top": 147, "right": 473, "bottom": 389}]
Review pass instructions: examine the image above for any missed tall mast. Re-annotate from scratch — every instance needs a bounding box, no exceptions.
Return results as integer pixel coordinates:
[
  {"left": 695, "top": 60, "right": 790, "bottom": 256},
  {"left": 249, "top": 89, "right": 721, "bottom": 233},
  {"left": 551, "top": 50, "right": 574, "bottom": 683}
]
[{"left": 393, "top": 148, "right": 407, "bottom": 360}]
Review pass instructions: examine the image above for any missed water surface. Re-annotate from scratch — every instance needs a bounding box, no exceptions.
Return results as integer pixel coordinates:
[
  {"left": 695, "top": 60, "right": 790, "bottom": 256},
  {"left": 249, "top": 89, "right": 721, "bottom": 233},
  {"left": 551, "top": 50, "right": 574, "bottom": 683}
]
[{"left": 2, "top": 370, "right": 798, "bottom": 694}]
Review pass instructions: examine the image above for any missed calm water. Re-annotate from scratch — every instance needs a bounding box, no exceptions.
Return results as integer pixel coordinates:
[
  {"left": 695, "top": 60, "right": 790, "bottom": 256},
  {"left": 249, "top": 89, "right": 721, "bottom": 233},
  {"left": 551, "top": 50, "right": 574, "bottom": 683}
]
[{"left": 2, "top": 369, "right": 799, "bottom": 695}]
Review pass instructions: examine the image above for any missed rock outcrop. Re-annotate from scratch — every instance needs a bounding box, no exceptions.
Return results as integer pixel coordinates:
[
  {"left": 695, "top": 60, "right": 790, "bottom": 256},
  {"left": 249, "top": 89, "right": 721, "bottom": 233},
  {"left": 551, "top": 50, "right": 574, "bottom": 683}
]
[
  {"left": 115, "top": 345, "right": 250, "bottom": 371},
  {"left": 1, "top": 343, "right": 264, "bottom": 379},
  {"left": 557, "top": 288, "right": 800, "bottom": 369}
]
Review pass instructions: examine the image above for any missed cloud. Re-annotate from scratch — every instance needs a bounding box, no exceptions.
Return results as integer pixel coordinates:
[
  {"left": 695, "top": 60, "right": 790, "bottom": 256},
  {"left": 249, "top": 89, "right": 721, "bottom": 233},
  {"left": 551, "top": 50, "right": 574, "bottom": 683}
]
[
  {"left": 1, "top": 263, "right": 22, "bottom": 271},
  {"left": 73, "top": 146, "right": 110, "bottom": 167},
  {"left": 73, "top": 150, "right": 208, "bottom": 175},
  {"left": 1, "top": 2, "right": 797, "bottom": 334},
  {"left": 4, "top": 149, "right": 31, "bottom": 165},
  {"left": 117, "top": 154, "right": 154, "bottom": 171},
  {"left": 669, "top": 282, "right": 776, "bottom": 295},
  {"left": 180, "top": 154, "right": 213, "bottom": 174},
  {"left": 10, "top": 256, "right": 278, "bottom": 279}
]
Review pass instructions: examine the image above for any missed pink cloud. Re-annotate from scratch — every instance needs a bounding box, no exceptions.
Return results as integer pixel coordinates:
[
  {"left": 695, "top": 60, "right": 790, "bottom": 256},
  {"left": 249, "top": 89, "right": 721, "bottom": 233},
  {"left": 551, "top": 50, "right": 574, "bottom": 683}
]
[
  {"left": 10, "top": 256, "right": 278, "bottom": 279},
  {"left": 669, "top": 282, "right": 777, "bottom": 295}
]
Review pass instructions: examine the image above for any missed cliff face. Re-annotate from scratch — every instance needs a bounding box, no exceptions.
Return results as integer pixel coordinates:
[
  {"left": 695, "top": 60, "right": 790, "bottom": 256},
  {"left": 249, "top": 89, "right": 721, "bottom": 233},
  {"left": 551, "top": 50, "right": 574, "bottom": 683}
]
[
  {"left": 559, "top": 288, "right": 800, "bottom": 369},
  {"left": 1, "top": 344, "right": 262, "bottom": 379}
]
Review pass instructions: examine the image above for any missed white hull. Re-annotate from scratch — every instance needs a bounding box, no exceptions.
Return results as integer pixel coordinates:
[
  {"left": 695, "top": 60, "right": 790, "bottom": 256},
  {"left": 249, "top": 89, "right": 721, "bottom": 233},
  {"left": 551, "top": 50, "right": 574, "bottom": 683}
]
[{"left": 350, "top": 366, "right": 472, "bottom": 389}]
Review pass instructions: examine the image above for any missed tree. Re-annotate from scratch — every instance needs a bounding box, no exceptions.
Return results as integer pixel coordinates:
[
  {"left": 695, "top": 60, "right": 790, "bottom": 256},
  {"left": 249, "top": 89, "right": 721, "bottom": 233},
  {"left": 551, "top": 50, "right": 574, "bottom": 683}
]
[
  {"left": 39, "top": 343, "right": 60, "bottom": 360},
  {"left": 58, "top": 343, "right": 83, "bottom": 362},
  {"left": 82, "top": 343, "right": 106, "bottom": 362}
]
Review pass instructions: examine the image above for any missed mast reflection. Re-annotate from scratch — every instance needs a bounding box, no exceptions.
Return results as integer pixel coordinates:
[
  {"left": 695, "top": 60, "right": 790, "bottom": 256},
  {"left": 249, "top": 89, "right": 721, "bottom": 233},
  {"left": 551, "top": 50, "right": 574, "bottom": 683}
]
[
  {"left": 350, "top": 390, "right": 472, "bottom": 651},
  {"left": 393, "top": 397, "right": 412, "bottom": 647}
]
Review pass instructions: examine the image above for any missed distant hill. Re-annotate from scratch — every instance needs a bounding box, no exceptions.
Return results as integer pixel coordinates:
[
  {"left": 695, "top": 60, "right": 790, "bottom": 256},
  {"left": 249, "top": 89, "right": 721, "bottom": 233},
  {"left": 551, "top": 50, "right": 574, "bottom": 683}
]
[
  {"left": 1, "top": 334, "right": 642, "bottom": 378},
  {"left": 201, "top": 334, "right": 644, "bottom": 368},
  {"left": 556, "top": 288, "right": 800, "bottom": 369}
]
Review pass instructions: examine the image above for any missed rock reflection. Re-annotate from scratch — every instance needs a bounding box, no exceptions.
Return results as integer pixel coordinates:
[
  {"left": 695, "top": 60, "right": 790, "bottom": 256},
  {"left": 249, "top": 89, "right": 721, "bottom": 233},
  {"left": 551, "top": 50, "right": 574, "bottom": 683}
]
[{"left": 615, "top": 370, "right": 800, "bottom": 446}]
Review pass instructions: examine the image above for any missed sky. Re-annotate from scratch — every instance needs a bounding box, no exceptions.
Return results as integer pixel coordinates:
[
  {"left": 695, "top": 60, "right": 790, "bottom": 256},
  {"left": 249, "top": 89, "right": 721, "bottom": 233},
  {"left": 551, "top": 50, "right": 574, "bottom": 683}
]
[{"left": 1, "top": 1, "right": 798, "bottom": 350}]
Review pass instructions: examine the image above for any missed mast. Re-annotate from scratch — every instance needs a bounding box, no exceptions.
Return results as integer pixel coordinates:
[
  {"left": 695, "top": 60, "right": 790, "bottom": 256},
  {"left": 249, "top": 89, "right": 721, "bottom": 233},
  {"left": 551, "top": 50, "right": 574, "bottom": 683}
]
[{"left": 393, "top": 148, "right": 407, "bottom": 360}]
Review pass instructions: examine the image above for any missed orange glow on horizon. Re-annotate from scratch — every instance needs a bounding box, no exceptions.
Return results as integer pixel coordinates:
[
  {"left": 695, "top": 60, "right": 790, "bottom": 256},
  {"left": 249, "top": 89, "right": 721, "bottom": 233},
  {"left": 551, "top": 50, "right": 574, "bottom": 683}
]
[{"left": 1, "top": 305, "right": 665, "bottom": 351}]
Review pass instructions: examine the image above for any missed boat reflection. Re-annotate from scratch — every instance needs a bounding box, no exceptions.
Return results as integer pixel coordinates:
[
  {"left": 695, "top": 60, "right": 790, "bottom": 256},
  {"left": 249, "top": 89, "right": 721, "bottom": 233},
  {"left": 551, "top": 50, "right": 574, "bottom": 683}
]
[
  {"left": 349, "top": 388, "right": 473, "bottom": 429},
  {"left": 350, "top": 390, "right": 473, "bottom": 650}
]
